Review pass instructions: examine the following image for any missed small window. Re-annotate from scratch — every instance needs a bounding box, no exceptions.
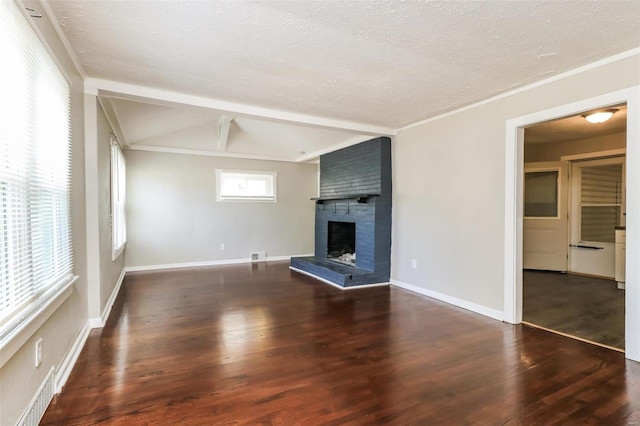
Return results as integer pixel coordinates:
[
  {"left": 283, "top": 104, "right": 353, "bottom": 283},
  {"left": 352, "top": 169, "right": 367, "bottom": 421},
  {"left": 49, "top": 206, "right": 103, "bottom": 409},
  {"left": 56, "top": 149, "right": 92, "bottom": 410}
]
[
  {"left": 216, "top": 170, "right": 277, "bottom": 202},
  {"left": 524, "top": 171, "right": 558, "bottom": 218}
]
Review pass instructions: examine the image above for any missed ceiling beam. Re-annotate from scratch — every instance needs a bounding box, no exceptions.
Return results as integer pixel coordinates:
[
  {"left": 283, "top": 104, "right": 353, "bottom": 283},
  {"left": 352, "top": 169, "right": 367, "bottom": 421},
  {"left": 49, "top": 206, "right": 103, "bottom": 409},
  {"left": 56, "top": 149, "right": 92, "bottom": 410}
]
[
  {"left": 95, "top": 94, "right": 129, "bottom": 148},
  {"left": 84, "top": 78, "right": 397, "bottom": 137},
  {"left": 218, "top": 115, "right": 233, "bottom": 151},
  {"left": 127, "top": 144, "right": 296, "bottom": 163}
]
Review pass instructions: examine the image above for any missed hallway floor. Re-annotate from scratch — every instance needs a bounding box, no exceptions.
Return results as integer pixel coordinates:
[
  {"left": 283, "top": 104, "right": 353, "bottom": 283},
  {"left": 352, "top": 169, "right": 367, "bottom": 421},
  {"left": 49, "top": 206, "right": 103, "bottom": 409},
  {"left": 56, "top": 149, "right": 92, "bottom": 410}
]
[{"left": 523, "top": 270, "right": 625, "bottom": 350}]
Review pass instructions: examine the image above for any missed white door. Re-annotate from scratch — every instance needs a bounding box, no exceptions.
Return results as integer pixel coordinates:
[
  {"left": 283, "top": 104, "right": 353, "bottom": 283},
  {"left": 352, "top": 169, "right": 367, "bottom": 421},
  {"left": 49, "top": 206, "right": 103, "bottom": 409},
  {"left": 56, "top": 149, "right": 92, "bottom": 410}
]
[
  {"left": 570, "top": 157, "right": 625, "bottom": 278},
  {"left": 523, "top": 161, "right": 569, "bottom": 271}
]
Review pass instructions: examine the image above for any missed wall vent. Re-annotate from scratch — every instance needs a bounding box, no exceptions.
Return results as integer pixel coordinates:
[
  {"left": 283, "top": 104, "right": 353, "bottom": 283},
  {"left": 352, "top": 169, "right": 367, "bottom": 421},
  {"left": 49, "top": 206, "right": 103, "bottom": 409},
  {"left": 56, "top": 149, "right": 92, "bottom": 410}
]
[
  {"left": 251, "top": 251, "right": 266, "bottom": 262},
  {"left": 18, "top": 367, "right": 55, "bottom": 426}
]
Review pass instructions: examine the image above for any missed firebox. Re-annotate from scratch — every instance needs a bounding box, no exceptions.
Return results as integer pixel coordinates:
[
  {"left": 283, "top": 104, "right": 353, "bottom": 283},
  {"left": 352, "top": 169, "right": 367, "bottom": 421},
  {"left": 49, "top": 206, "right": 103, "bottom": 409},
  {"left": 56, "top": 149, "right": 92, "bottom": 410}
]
[{"left": 327, "top": 221, "right": 356, "bottom": 265}]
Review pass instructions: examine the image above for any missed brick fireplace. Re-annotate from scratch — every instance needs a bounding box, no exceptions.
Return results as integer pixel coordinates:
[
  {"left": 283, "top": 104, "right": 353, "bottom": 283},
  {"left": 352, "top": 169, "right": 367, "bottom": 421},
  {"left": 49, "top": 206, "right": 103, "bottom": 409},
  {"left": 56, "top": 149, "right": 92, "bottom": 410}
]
[{"left": 290, "top": 137, "right": 392, "bottom": 288}]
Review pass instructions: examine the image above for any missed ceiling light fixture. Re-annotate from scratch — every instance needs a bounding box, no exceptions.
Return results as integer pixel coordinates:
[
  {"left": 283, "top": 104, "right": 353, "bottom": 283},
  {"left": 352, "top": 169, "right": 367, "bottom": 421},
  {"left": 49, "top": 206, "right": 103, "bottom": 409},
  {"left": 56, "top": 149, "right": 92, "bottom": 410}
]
[{"left": 582, "top": 109, "right": 618, "bottom": 124}]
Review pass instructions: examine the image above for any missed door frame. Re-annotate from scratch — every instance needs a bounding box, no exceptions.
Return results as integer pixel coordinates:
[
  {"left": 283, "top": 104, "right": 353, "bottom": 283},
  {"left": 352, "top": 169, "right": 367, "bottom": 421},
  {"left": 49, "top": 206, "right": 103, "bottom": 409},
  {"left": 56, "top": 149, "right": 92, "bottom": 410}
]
[{"left": 503, "top": 86, "right": 640, "bottom": 362}]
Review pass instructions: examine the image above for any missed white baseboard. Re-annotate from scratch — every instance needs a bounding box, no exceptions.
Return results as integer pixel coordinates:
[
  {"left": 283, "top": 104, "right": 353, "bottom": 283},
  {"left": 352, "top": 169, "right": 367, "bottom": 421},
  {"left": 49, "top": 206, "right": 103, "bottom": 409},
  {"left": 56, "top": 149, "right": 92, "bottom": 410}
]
[
  {"left": 100, "top": 268, "right": 126, "bottom": 326},
  {"left": 55, "top": 320, "right": 91, "bottom": 393},
  {"left": 87, "top": 317, "right": 102, "bottom": 329},
  {"left": 88, "top": 267, "right": 126, "bottom": 329},
  {"left": 56, "top": 269, "right": 126, "bottom": 393},
  {"left": 125, "top": 254, "right": 314, "bottom": 273},
  {"left": 289, "top": 266, "right": 390, "bottom": 290},
  {"left": 390, "top": 279, "right": 504, "bottom": 321}
]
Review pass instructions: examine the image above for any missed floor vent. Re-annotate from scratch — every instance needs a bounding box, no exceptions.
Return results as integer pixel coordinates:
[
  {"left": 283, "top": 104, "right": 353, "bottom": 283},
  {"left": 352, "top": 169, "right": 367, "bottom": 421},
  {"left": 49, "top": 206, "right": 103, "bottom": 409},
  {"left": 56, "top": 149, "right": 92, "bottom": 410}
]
[
  {"left": 18, "top": 367, "right": 55, "bottom": 426},
  {"left": 251, "top": 251, "right": 266, "bottom": 262}
]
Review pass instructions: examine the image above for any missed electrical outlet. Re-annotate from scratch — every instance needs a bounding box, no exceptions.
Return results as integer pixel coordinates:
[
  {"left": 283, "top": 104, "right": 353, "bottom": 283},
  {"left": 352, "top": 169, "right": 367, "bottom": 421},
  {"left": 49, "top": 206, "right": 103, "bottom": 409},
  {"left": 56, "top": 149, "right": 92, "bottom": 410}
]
[
  {"left": 35, "top": 338, "right": 43, "bottom": 367},
  {"left": 220, "top": 243, "right": 225, "bottom": 250},
  {"left": 251, "top": 251, "right": 267, "bottom": 262},
  {"left": 411, "top": 259, "right": 417, "bottom": 269}
]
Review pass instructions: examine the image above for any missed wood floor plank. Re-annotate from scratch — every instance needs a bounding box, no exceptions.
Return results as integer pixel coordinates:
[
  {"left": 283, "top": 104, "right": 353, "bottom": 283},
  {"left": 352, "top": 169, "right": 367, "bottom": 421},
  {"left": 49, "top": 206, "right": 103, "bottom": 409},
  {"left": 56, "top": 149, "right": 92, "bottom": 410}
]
[{"left": 41, "top": 261, "right": 640, "bottom": 425}]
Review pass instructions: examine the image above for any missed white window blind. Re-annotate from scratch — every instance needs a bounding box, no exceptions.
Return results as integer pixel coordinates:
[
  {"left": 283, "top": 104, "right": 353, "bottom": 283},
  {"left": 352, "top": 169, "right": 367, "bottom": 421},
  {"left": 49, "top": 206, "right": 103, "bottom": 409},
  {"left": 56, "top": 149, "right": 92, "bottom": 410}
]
[
  {"left": 580, "top": 164, "right": 623, "bottom": 243},
  {"left": 0, "top": 1, "right": 73, "bottom": 337},
  {"left": 111, "top": 139, "right": 126, "bottom": 259},
  {"left": 216, "top": 169, "right": 277, "bottom": 201}
]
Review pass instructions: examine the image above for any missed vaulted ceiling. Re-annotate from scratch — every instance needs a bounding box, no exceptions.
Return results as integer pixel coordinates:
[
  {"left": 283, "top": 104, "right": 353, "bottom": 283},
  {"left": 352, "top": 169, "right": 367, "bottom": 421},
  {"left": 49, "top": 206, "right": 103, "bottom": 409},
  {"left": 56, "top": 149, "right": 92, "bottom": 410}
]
[{"left": 44, "top": 0, "right": 640, "bottom": 161}]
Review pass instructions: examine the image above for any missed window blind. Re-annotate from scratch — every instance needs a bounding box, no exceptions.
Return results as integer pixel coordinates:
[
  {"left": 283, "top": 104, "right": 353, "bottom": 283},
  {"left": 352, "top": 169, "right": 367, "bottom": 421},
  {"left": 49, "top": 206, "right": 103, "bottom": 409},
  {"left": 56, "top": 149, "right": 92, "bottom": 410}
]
[
  {"left": 581, "top": 164, "right": 622, "bottom": 205},
  {"left": 0, "top": 0, "right": 73, "bottom": 336},
  {"left": 580, "top": 164, "right": 623, "bottom": 243}
]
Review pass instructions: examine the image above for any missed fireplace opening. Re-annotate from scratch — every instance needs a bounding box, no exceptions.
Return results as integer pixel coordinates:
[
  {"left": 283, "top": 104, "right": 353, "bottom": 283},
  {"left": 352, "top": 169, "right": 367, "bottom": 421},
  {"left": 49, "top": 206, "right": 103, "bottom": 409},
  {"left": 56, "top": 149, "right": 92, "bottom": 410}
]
[{"left": 327, "top": 221, "right": 356, "bottom": 266}]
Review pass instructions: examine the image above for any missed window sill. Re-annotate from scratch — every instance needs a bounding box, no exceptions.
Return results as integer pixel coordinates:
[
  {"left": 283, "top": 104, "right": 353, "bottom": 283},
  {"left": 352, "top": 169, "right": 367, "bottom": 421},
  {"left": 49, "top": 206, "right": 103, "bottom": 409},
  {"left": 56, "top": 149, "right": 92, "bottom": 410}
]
[
  {"left": 112, "top": 242, "right": 126, "bottom": 261},
  {"left": 0, "top": 276, "right": 77, "bottom": 368}
]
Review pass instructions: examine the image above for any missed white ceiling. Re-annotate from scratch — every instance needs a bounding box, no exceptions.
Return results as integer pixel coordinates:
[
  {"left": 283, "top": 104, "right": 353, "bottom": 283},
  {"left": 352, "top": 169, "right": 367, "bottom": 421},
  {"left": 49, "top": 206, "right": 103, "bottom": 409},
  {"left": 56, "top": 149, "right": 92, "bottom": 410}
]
[
  {"left": 45, "top": 0, "right": 640, "bottom": 161},
  {"left": 526, "top": 105, "right": 628, "bottom": 145},
  {"left": 105, "top": 97, "right": 370, "bottom": 161}
]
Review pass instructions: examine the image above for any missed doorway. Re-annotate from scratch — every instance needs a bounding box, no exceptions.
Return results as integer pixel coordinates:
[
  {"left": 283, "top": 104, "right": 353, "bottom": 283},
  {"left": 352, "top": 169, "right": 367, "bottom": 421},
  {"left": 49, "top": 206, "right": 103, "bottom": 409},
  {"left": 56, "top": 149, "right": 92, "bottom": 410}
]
[
  {"left": 503, "top": 87, "right": 640, "bottom": 362},
  {"left": 522, "top": 114, "right": 626, "bottom": 350}
]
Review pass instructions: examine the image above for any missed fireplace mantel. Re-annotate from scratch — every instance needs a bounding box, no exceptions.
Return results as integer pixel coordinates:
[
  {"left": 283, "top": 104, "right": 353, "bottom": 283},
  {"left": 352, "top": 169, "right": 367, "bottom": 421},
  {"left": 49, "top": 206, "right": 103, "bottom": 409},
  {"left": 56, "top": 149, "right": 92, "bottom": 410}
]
[{"left": 310, "top": 193, "right": 379, "bottom": 204}]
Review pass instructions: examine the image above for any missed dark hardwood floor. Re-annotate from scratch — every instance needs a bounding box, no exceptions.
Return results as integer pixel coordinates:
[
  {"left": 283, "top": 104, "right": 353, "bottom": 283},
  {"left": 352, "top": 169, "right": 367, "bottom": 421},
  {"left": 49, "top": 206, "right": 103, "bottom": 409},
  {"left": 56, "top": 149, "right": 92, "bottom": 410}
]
[
  {"left": 42, "top": 261, "right": 640, "bottom": 425},
  {"left": 523, "top": 270, "right": 625, "bottom": 350}
]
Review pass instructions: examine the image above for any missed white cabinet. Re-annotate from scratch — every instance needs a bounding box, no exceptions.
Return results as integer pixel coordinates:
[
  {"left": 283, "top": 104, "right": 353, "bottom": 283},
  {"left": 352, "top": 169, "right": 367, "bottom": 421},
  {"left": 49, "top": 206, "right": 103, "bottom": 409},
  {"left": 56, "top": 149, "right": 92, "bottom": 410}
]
[{"left": 615, "top": 228, "right": 626, "bottom": 289}]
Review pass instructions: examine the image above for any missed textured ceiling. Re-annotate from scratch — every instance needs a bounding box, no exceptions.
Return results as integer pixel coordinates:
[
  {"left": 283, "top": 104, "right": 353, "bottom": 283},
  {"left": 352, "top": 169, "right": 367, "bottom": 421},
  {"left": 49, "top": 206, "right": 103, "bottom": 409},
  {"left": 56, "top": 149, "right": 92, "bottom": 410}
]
[
  {"left": 46, "top": 0, "right": 640, "bottom": 159},
  {"left": 526, "top": 104, "right": 627, "bottom": 144},
  {"left": 109, "top": 98, "right": 370, "bottom": 162}
]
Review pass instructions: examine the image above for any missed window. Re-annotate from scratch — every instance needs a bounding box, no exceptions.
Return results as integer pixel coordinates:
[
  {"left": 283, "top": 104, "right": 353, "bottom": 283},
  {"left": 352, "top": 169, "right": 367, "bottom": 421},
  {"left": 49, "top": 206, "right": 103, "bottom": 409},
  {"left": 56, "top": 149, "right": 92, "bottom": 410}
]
[
  {"left": 579, "top": 163, "right": 623, "bottom": 243},
  {"left": 0, "top": 1, "right": 73, "bottom": 338},
  {"left": 216, "top": 169, "right": 277, "bottom": 202},
  {"left": 111, "top": 139, "right": 126, "bottom": 259},
  {"left": 524, "top": 170, "right": 559, "bottom": 218}
]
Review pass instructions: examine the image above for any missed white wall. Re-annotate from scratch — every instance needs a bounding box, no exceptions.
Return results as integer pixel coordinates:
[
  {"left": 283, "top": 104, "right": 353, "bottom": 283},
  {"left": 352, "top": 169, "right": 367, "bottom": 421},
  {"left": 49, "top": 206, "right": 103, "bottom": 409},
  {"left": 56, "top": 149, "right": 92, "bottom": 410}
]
[
  {"left": 391, "top": 54, "right": 640, "bottom": 314},
  {"left": 525, "top": 131, "right": 626, "bottom": 162},
  {"left": 125, "top": 150, "right": 317, "bottom": 268},
  {"left": 97, "top": 103, "right": 126, "bottom": 312},
  {"left": 0, "top": 1, "right": 89, "bottom": 423},
  {"left": 84, "top": 96, "right": 125, "bottom": 322}
]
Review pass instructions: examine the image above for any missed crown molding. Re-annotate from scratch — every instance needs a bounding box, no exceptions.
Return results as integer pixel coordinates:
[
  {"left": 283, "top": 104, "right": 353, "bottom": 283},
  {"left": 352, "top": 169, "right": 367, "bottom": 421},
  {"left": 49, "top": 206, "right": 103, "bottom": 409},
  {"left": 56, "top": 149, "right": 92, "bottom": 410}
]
[
  {"left": 96, "top": 96, "right": 129, "bottom": 148},
  {"left": 37, "top": 0, "right": 87, "bottom": 80},
  {"left": 84, "top": 78, "right": 396, "bottom": 137},
  {"left": 400, "top": 47, "right": 640, "bottom": 132},
  {"left": 126, "top": 144, "right": 299, "bottom": 163}
]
